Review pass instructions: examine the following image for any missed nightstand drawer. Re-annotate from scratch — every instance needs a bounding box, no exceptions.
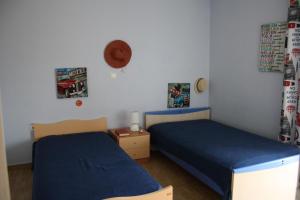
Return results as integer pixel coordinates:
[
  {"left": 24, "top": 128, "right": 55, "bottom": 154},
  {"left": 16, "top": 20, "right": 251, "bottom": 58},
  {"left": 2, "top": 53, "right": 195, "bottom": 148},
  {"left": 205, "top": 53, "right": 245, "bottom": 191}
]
[
  {"left": 124, "top": 147, "right": 150, "bottom": 159},
  {"left": 119, "top": 135, "right": 149, "bottom": 149},
  {"left": 109, "top": 128, "right": 151, "bottom": 160}
]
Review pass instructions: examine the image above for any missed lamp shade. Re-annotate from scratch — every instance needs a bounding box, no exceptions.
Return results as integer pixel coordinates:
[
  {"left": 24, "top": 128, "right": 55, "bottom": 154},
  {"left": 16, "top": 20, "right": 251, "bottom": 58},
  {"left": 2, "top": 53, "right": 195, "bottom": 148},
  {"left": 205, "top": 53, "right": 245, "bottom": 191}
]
[{"left": 130, "top": 111, "right": 139, "bottom": 124}]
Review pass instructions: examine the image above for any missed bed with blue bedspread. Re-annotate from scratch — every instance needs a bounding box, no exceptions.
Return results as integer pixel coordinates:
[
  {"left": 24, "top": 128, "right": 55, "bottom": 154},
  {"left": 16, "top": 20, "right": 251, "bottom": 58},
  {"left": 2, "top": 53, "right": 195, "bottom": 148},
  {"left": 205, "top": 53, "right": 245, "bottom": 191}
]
[
  {"left": 32, "top": 132, "right": 160, "bottom": 200},
  {"left": 32, "top": 117, "right": 172, "bottom": 200},
  {"left": 145, "top": 108, "right": 300, "bottom": 200}
]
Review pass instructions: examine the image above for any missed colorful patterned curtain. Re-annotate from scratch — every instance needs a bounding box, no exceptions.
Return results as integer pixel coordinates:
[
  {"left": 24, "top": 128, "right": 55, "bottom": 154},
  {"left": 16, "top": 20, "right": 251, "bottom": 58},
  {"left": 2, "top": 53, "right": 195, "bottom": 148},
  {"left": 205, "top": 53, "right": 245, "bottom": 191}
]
[{"left": 280, "top": 1, "right": 300, "bottom": 147}]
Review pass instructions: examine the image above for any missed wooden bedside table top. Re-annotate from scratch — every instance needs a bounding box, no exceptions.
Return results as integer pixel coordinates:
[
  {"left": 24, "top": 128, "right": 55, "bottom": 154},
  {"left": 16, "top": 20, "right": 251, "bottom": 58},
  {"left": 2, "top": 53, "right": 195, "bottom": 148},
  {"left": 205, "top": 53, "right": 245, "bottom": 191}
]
[{"left": 109, "top": 128, "right": 149, "bottom": 140}]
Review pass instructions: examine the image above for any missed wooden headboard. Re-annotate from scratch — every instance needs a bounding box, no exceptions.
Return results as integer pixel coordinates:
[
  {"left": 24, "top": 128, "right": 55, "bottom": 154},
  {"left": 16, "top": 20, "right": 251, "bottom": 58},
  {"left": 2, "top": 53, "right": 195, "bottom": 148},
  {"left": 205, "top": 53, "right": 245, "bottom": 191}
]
[
  {"left": 32, "top": 117, "right": 107, "bottom": 141},
  {"left": 145, "top": 107, "right": 210, "bottom": 129}
]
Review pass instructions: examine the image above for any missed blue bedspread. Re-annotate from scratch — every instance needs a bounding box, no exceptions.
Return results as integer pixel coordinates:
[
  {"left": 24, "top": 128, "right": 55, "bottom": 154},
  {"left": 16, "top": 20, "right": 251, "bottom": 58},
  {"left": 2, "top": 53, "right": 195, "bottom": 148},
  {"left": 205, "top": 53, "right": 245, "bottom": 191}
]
[
  {"left": 148, "top": 120, "right": 300, "bottom": 199},
  {"left": 32, "top": 132, "right": 160, "bottom": 200}
]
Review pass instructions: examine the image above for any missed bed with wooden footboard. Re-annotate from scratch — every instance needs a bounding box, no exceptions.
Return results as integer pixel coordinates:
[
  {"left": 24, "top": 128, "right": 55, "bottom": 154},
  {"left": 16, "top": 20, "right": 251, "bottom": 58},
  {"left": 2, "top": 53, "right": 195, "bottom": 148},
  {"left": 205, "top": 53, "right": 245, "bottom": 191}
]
[
  {"left": 32, "top": 117, "right": 172, "bottom": 200},
  {"left": 145, "top": 107, "right": 299, "bottom": 200}
]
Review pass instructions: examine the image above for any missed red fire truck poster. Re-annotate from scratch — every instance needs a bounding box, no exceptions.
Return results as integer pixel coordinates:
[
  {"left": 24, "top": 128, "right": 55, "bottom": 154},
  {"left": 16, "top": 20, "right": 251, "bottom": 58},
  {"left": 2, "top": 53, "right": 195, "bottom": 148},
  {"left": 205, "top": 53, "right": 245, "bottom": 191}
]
[{"left": 55, "top": 68, "right": 88, "bottom": 99}]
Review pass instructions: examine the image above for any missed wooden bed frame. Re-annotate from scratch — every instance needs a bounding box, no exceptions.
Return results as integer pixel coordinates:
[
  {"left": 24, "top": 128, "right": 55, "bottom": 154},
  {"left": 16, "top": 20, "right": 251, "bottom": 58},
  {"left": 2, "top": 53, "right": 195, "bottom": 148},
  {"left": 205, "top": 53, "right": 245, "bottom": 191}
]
[
  {"left": 32, "top": 117, "right": 108, "bottom": 141},
  {"left": 145, "top": 108, "right": 299, "bottom": 200},
  {"left": 105, "top": 186, "right": 172, "bottom": 200},
  {"left": 32, "top": 117, "right": 173, "bottom": 200},
  {"left": 0, "top": 94, "right": 10, "bottom": 200}
]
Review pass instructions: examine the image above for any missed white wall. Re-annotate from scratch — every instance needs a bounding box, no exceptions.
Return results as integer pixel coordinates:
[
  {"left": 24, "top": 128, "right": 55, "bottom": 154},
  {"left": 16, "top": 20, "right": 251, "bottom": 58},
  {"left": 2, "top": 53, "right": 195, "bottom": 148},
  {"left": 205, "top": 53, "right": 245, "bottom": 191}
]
[
  {"left": 210, "top": 0, "right": 287, "bottom": 139},
  {"left": 0, "top": 0, "right": 210, "bottom": 165}
]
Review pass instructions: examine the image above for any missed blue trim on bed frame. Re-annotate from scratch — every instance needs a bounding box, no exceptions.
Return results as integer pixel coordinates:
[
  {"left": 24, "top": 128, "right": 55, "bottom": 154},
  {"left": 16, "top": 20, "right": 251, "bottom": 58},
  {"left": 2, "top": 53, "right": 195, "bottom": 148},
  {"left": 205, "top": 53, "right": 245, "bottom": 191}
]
[
  {"left": 233, "top": 155, "right": 299, "bottom": 173},
  {"left": 156, "top": 149, "right": 299, "bottom": 197},
  {"left": 157, "top": 148, "right": 224, "bottom": 196},
  {"left": 145, "top": 107, "right": 210, "bottom": 115}
]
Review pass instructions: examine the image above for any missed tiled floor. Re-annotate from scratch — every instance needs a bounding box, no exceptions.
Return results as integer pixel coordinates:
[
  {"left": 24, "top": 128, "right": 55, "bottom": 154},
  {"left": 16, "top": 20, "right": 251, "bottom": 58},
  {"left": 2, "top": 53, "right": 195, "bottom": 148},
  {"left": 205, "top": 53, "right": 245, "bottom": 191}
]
[
  {"left": 140, "top": 151, "right": 220, "bottom": 200},
  {"left": 8, "top": 164, "right": 32, "bottom": 200}
]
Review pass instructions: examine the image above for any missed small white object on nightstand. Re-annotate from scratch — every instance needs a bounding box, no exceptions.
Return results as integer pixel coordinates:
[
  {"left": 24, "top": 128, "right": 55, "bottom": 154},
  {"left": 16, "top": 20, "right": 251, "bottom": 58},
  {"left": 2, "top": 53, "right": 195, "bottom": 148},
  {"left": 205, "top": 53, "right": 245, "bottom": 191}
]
[{"left": 130, "top": 111, "right": 139, "bottom": 131}]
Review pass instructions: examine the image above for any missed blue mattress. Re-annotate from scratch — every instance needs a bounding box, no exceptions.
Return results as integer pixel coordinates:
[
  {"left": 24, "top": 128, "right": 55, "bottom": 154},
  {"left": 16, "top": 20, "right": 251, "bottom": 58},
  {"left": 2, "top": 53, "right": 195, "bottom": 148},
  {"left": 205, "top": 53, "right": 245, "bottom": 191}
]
[
  {"left": 148, "top": 120, "right": 300, "bottom": 199},
  {"left": 32, "top": 132, "right": 160, "bottom": 200}
]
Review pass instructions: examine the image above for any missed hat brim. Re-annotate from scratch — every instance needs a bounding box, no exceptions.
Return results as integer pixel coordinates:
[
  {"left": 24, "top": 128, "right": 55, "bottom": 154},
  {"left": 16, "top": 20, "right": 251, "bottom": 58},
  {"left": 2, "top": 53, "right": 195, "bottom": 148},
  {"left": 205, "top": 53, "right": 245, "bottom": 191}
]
[{"left": 104, "top": 40, "right": 132, "bottom": 68}]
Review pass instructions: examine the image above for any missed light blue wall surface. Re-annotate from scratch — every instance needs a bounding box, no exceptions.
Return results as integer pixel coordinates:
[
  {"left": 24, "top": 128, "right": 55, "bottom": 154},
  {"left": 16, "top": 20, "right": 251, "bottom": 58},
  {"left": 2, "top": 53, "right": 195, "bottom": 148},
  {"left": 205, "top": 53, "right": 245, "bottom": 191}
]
[
  {"left": 210, "top": 0, "right": 287, "bottom": 139},
  {"left": 0, "top": 0, "right": 211, "bottom": 165},
  {"left": 1, "top": 0, "right": 287, "bottom": 165}
]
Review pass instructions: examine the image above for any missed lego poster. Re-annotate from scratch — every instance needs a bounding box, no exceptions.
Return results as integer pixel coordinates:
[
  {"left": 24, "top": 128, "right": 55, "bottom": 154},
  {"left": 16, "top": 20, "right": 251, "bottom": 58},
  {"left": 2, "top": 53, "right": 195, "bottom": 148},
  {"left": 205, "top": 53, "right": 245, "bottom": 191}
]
[
  {"left": 258, "top": 22, "right": 287, "bottom": 72},
  {"left": 168, "top": 83, "right": 190, "bottom": 108},
  {"left": 55, "top": 68, "right": 88, "bottom": 99}
]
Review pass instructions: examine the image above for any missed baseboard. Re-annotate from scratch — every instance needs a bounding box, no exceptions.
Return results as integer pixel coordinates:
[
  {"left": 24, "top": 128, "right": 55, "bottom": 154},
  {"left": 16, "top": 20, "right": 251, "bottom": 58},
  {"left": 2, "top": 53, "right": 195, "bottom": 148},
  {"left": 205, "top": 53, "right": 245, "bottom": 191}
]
[{"left": 8, "top": 161, "right": 32, "bottom": 167}]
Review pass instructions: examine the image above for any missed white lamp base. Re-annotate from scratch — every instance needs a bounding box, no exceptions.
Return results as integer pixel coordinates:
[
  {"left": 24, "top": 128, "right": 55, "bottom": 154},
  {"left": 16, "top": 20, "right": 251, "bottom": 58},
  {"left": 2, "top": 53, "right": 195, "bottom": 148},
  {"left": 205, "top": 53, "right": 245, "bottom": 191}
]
[{"left": 130, "top": 124, "right": 139, "bottom": 132}]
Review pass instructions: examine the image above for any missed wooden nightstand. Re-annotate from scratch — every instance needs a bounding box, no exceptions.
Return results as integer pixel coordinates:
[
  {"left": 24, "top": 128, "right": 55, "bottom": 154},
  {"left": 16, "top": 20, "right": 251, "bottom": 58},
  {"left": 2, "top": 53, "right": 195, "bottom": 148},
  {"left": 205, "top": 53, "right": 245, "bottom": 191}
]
[{"left": 109, "top": 129, "right": 150, "bottom": 160}]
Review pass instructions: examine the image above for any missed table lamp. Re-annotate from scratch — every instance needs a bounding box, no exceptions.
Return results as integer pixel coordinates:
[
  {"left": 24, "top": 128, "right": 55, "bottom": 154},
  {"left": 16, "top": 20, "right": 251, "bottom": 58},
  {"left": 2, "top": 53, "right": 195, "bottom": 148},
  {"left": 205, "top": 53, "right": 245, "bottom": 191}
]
[{"left": 130, "top": 111, "right": 140, "bottom": 131}]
